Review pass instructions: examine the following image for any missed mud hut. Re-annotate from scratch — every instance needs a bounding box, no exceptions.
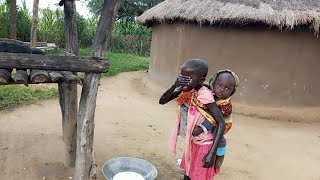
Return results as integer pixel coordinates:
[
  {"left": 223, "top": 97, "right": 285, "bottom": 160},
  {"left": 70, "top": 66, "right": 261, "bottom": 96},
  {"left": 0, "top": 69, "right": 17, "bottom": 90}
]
[{"left": 138, "top": 0, "right": 320, "bottom": 107}]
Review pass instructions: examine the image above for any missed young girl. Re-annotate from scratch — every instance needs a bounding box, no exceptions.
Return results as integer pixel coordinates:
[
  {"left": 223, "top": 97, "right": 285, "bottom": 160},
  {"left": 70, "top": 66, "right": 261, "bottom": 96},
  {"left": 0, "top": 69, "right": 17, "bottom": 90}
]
[
  {"left": 192, "top": 69, "right": 239, "bottom": 171},
  {"left": 159, "top": 59, "right": 226, "bottom": 180}
]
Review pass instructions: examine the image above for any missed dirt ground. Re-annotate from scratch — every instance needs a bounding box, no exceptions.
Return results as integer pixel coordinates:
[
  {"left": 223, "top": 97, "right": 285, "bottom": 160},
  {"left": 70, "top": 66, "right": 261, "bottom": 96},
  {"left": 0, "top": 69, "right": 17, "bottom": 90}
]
[{"left": 0, "top": 71, "right": 319, "bottom": 180}]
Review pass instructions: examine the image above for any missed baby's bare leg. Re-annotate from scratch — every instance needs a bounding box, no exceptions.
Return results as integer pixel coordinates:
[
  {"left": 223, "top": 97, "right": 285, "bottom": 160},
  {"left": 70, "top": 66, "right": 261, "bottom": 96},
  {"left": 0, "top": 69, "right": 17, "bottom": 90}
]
[{"left": 215, "top": 155, "right": 225, "bottom": 169}]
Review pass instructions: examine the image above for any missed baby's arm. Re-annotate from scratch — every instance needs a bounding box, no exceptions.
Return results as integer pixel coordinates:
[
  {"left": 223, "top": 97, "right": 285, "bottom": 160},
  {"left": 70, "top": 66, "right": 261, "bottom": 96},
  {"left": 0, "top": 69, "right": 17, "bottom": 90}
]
[
  {"left": 192, "top": 119, "right": 213, "bottom": 136},
  {"left": 202, "top": 103, "right": 226, "bottom": 168}
]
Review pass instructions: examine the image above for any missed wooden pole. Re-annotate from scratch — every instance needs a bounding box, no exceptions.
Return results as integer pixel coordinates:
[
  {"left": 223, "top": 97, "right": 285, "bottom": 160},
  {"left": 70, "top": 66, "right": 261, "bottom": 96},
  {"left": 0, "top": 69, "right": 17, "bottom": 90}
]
[
  {"left": 9, "top": 0, "right": 17, "bottom": 40},
  {"left": 90, "top": 0, "right": 121, "bottom": 58},
  {"left": 58, "top": 81, "right": 78, "bottom": 167},
  {"left": 74, "top": 0, "right": 120, "bottom": 179},
  {"left": 60, "top": 0, "right": 79, "bottom": 168},
  {"left": 30, "top": 0, "right": 39, "bottom": 47},
  {"left": 74, "top": 73, "right": 100, "bottom": 180},
  {"left": 63, "top": 3, "right": 78, "bottom": 56}
]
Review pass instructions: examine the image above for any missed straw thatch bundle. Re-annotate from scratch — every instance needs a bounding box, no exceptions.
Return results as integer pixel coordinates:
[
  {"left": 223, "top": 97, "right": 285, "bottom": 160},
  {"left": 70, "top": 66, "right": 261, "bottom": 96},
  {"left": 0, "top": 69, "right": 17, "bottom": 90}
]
[{"left": 137, "top": 0, "right": 320, "bottom": 33}]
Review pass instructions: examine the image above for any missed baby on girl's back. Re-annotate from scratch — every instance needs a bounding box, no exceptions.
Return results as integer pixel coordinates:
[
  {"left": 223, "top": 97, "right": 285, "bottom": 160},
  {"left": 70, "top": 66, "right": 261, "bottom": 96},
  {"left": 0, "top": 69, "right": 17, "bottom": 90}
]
[{"left": 159, "top": 59, "right": 238, "bottom": 180}]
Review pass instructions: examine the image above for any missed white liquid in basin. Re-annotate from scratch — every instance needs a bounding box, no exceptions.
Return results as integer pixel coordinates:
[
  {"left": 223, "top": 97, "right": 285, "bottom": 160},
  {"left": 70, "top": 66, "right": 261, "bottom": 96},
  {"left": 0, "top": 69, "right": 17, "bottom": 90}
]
[{"left": 113, "top": 171, "right": 145, "bottom": 180}]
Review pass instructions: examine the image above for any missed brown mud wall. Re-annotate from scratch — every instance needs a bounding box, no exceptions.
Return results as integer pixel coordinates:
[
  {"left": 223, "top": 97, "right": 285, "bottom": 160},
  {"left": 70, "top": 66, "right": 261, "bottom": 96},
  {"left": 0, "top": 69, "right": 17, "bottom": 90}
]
[{"left": 149, "top": 23, "right": 320, "bottom": 109}]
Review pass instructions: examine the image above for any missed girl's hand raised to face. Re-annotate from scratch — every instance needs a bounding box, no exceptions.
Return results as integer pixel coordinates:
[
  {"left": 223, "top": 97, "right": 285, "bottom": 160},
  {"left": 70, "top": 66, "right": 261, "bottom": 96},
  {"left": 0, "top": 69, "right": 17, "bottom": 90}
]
[{"left": 174, "top": 75, "right": 191, "bottom": 87}]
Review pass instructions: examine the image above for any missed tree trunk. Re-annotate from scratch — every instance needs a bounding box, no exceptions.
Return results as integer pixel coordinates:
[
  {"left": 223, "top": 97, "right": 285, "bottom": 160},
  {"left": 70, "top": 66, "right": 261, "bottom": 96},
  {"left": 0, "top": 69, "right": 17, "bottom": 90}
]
[
  {"left": 30, "top": 0, "right": 40, "bottom": 47},
  {"left": 90, "top": 0, "right": 121, "bottom": 58},
  {"left": 59, "top": 81, "right": 78, "bottom": 167},
  {"left": 74, "top": 0, "right": 120, "bottom": 179},
  {"left": 74, "top": 73, "right": 100, "bottom": 180},
  {"left": 60, "top": 0, "right": 79, "bottom": 168},
  {"left": 9, "top": 0, "right": 17, "bottom": 39},
  {"left": 64, "top": 1, "right": 79, "bottom": 56}
]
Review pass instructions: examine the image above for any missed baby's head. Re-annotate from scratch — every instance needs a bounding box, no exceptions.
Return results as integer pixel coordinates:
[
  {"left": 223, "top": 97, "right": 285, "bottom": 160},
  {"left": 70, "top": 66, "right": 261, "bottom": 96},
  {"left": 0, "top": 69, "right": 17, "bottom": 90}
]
[
  {"left": 180, "top": 59, "right": 208, "bottom": 92},
  {"left": 209, "top": 69, "right": 239, "bottom": 100}
]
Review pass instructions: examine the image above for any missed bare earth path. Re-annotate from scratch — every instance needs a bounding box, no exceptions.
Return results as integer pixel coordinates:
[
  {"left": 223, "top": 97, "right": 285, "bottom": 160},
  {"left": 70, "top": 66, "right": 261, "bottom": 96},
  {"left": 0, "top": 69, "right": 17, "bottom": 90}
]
[{"left": 0, "top": 71, "right": 319, "bottom": 180}]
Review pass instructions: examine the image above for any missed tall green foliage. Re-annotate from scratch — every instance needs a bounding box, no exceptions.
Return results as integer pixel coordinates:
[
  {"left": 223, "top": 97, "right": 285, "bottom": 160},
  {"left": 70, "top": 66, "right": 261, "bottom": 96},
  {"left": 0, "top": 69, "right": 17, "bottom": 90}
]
[
  {"left": 38, "top": 8, "right": 99, "bottom": 48},
  {"left": 0, "top": 1, "right": 10, "bottom": 38},
  {"left": 84, "top": 0, "right": 163, "bottom": 21},
  {"left": 0, "top": 0, "right": 31, "bottom": 41},
  {"left": 77, "top": 16, "right": 98, "bottom": 48},
  {"left": 109, "top": 18, "right": 151, "bottom": 56},
  {"left": 17, "top": 0, "right": 31, "bottom": 41},
  {"left": 38, "top": 8, "right": 65, "bottom": 47},
  {"left": 0, "top": 1, "right": 152, "bottom": 55}
]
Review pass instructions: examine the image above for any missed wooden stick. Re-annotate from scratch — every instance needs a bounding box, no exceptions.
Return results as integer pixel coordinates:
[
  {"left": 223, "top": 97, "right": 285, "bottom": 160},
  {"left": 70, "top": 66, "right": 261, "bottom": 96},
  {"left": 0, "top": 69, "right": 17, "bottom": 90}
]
[
  {"left": 9, "top": 0, "right": 17, "bottom": 40},
  {"left": 0, "top": 52, "right": 109, "bottom": 73},
  {"left": 59, "top": 82, "right": 78, "bottom": 167},
  {"left": 13, "top": 70, "right": 29, "bottom": 86},
  {"left": 75, "top": 73, "right": 100, "bottom": 180},
  {"left": 90, "top": 148, "right": 97, "bottom": 179},
  {"left": 74, "top": 0, "right": 120, "bottom": 178},
  {"left": 60, "top": 0, "right": 79, "bottom": 168},
  {"left": 30, "top": 69, "right": 49, "bottom": 83},
  {"left": 30, "top": 0, "right": 39, "bottom": 48}
]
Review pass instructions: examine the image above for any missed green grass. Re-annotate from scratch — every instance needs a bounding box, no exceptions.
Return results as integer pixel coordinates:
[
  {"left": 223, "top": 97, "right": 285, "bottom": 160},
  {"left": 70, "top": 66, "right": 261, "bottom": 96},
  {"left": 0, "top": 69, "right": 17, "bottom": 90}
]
[
  {"left": 78, "top": 48, "right": 149, "bottom": 76},
  {"left": 0, "top": 48, "right": 149, "bottom": 110},
  {"left": 0, "top": 85, "right": 58, "bottom": 109}
]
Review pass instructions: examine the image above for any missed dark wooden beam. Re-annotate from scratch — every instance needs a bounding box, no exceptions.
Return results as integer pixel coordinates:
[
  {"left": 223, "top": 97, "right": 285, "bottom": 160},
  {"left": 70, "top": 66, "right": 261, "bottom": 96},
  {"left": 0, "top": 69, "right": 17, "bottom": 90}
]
[
  {"left": 0, "top": 52, "right": 109, "bottom": 73},
  {"left": 0, "top": 79, "right": 84, "bottom": 86}
]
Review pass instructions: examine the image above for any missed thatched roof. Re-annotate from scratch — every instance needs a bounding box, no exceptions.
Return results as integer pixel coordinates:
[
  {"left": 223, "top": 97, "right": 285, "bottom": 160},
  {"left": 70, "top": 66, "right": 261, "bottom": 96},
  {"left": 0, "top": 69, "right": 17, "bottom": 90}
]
[{"left": 137, "top": 0, "right": 320, "bottom": 33}]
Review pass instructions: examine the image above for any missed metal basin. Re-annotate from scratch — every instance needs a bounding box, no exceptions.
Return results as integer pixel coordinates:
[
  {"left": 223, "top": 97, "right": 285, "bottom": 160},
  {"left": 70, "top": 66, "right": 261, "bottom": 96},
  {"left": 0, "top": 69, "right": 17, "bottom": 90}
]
[{"left": 102, "top": 157, "right": 158, "bottom": 180}]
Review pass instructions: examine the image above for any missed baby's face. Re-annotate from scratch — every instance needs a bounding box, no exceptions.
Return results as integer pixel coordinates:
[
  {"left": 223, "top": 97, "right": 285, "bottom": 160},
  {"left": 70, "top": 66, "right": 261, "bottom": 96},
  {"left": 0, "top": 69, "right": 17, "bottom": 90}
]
[{"left": 212, "top": 73, "right": 235, "bottom": 100}]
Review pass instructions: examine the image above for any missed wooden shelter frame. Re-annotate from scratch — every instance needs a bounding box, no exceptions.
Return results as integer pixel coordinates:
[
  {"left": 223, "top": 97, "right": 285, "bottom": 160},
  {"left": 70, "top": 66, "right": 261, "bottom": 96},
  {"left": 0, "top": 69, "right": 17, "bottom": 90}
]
[{"left": 0, "top": 0, "right": 121, "bottom": 179}]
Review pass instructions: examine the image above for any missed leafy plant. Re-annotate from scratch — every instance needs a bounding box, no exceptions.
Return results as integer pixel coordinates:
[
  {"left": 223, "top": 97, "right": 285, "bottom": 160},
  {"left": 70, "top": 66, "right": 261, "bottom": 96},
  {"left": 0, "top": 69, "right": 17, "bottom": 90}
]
[{"left": 38, "top": 8, "right": 65, "bottom": 47}]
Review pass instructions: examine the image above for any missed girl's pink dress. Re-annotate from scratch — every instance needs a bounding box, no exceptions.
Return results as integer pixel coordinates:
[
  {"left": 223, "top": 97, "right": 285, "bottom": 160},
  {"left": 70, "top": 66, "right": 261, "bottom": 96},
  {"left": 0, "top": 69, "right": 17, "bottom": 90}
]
[{"left": 168, "top": 86, "right": 220, "bottom": 180}]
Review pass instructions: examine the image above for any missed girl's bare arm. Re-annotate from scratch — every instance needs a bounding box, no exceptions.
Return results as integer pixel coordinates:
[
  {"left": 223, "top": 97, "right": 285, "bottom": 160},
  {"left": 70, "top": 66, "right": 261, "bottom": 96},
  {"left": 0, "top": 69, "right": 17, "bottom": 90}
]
[
  {"left": 159, "top": 75, "right": 190, "bottom": 104},
  {"left": 159, "top": 84, "right": 182, "bottom": 104},
  {"left": 202, "top": 102, "right": 226, "bottom": 168}
]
